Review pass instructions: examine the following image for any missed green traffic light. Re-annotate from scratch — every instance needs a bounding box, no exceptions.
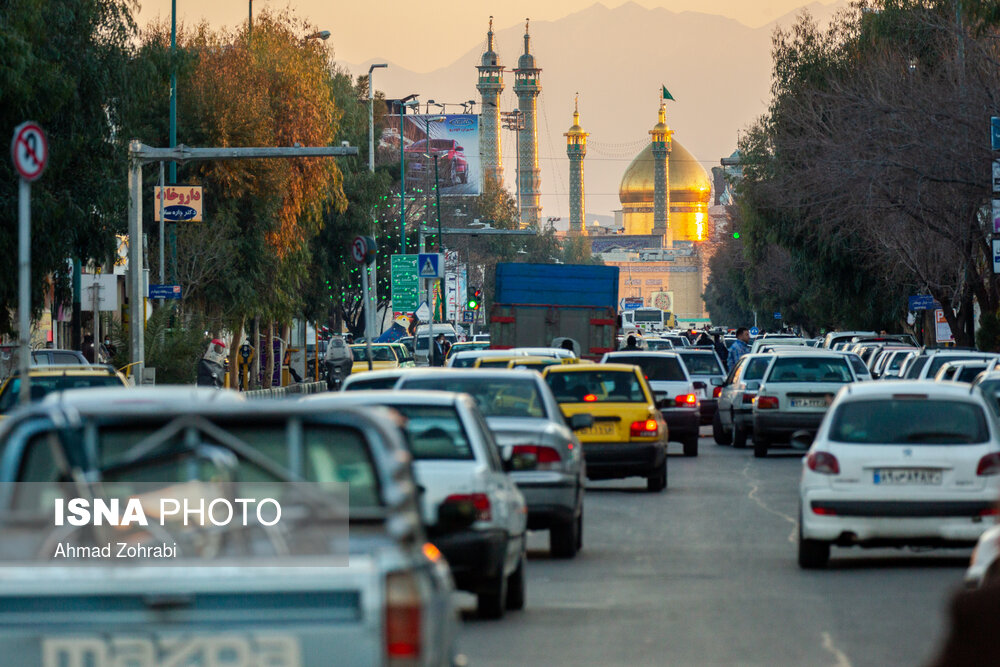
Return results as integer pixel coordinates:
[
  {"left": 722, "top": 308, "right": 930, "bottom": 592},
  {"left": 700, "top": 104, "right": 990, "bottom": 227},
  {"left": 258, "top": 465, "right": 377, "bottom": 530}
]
[
  {"left": 468, "top": 300, "right": 478, "bottom": 309},
  {"left": 733, "top": 231, "right": 740, "bottom": 239}
]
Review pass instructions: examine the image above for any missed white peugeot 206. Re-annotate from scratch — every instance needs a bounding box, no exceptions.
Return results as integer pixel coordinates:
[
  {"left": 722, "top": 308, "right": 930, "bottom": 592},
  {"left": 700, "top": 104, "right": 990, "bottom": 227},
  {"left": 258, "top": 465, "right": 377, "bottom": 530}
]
[{"left": 796, "top": 381, "right": 1000, "bottom": 569}]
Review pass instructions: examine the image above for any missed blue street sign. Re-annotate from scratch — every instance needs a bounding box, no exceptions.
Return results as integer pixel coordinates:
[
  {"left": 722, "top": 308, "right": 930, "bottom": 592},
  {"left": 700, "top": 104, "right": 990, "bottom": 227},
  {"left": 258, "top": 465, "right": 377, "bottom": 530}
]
[
  {"left": 992, "top": 117, "right": 1000, "bottom": 151},
  {"left": 773, "top": 312, "right": 782, "bottom": 320},
  {"left": 148, "top": 284, "right": 182, "bottom": 300},
  {"left": 462, "top": 310, "right": 474, "bottom": 323},
  {"left": 908, "top": 295, "right": 940, "bottom": 311},
  {"left": 417, "top": 253, "right": 443, "bottom": 279},
  {"left": 749, "top": 327, "right": 760, "bottom": 337}
]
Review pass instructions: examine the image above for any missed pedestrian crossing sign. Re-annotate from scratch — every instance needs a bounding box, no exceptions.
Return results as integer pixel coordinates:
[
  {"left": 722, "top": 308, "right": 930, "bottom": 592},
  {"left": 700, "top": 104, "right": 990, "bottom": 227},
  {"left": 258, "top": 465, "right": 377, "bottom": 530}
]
[{"left": 417, "top": 253, "right": 443, "bottom": 278}]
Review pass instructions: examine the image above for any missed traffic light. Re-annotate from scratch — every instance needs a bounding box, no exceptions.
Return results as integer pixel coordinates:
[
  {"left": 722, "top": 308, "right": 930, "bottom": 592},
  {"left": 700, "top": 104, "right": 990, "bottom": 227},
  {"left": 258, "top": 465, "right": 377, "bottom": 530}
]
[
  {"left": 468, "top": 287, "right": 483, "bottom": 311},
  {"left": 733, "top": 231, "right": 740, "bottom": 240}
]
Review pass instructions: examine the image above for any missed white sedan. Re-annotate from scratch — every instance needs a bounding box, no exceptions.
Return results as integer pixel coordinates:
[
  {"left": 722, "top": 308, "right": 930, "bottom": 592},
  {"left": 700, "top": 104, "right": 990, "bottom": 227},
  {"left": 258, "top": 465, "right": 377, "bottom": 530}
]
[{"left": 797, "top": 381, "right": 1000, "bottom": 569}]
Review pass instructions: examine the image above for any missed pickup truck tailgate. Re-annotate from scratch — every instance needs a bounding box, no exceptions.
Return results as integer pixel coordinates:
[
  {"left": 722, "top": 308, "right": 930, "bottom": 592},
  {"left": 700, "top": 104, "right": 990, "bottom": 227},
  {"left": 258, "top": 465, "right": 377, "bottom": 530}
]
[{"left": 0, "top": 560, "right": 383, "bottom": 667}]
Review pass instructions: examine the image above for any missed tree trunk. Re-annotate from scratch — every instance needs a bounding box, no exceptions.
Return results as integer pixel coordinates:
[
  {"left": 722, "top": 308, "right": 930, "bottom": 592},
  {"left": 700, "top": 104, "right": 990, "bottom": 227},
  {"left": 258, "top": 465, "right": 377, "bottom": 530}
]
[
  {"left": 263, "top": 321, "right": 275, "bottom": 389},
  {"left": 250, "top": 316, "right": 260, "bottom": 389},
  {"left": 228, "top": 315, "right": 245, "bottom": 390}
]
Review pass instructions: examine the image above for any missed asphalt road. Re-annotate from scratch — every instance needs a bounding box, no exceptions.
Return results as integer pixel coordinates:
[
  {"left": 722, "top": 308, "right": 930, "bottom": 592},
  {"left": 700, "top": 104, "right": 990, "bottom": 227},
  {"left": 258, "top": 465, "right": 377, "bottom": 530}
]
[{"left": 454, "top": 431, "right": 972, "bottom": 666}]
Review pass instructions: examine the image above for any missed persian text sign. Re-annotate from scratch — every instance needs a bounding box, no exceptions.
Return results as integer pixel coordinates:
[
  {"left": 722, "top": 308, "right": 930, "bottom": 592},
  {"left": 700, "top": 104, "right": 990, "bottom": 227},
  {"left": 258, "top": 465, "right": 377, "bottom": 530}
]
[{"left": 154, "top": 186, "right": 203, "bottom": 222}]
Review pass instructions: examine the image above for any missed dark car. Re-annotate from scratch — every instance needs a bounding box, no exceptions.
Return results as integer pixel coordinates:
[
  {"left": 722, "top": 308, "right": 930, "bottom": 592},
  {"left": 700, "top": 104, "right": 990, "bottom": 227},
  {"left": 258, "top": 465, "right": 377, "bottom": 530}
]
[{"left": 404, "top": 139, "right": 469, "bottom": 186}]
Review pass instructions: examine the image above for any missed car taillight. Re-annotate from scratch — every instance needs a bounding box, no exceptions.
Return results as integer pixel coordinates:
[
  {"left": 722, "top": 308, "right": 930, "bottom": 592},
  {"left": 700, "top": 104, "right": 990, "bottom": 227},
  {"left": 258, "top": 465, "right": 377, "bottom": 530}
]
[
  {"left": 443, "top": 493, "right": 491, "bottom": 521},
  {"left": 385, "top": 571, "right": 421, "bottom": 664},
  {"left": 674, "top": 393, "right": 697, "bottom": 407},
  {"left": 512, "top": 444, "right": 562, "bottom": 469},
  {"left": 977, "top": 453, "right": 1000, "bottom": 476},
  {"left": 806, "top": 451, "right": 840, "bottom": 475},
  {"left": 811, "top": 504, "right": 837, "bottom": 516},
  {"left": 630, "top": 419, "right": 659, "bottom": 437},
  {"left": 756, "top": 396, "right": 779, "bottom": 409},
  {"left": 713, "top": 386, "right": 722, "bottom": 398},
  {"left": 742, "top": 393, "right": 756, "bottom": 405}
]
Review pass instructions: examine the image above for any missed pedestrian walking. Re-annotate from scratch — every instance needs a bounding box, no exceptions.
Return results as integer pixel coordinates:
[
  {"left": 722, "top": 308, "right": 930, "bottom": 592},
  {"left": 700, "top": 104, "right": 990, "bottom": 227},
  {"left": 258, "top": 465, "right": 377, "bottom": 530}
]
[{"left": 727, "top": 327, "right": 752, "bottom": 371}]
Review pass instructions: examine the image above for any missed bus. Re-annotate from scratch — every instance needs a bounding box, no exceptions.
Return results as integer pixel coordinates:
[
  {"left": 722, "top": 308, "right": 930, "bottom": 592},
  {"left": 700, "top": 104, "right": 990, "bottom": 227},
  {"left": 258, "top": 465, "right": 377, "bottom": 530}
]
[{"left": 621, "top": 308, "right": 677, "bottom": 333}]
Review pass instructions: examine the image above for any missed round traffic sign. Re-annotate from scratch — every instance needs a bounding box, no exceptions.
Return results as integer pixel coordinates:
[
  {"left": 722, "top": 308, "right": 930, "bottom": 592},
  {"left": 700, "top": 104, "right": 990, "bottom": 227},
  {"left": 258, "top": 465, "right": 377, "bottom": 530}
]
[
  {"left": 10, "top": 122, "right": 48, "bottom": 181},
  {"left": 350, "top": 236, "right": 367, "bottom": 264},
  {"left": 749, "top": 326, "right": 760, "bottom": 337}
]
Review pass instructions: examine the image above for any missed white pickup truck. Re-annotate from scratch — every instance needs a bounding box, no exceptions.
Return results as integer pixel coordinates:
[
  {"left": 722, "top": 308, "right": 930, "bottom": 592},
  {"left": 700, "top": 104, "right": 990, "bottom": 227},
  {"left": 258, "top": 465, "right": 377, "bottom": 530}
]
[{"left": 0, "top": 388, "right": 463, "bottom": 667}]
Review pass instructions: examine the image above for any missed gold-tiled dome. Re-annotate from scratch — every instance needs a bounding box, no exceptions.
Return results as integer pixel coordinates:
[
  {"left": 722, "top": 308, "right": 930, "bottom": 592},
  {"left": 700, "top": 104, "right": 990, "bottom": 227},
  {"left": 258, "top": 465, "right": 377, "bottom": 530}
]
[{"left": 619, "top": 139, "right": 711, "bottom": 205}]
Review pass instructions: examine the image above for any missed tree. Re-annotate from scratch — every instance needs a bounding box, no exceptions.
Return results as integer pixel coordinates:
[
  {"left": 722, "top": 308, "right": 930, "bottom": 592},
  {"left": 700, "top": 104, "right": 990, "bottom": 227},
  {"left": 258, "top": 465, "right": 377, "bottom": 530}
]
[{"left": 0, "top": 0, "right": 140, "bottom": 334}]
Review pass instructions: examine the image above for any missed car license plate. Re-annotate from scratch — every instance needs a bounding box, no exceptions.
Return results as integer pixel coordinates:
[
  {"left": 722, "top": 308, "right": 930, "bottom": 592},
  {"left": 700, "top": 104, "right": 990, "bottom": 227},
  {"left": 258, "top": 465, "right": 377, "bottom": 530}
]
[
  {"left": 581, "top": 422, "right": 615, "bottom": 437},
  {"left": 42, "top": 633, "right": 302, "bottom": 667},
  {"left": 873, "top": 468, "right": 942, "bottom": 485},
  {"left": 790, "top": 398, "right": 827, "bottom": 408}
]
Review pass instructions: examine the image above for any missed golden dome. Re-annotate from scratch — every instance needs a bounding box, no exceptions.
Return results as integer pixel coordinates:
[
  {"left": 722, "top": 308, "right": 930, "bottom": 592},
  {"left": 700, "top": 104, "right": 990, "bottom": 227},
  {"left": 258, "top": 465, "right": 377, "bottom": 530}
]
[{"left": 619, "top": 138, "right": 711, "bottom": 205}]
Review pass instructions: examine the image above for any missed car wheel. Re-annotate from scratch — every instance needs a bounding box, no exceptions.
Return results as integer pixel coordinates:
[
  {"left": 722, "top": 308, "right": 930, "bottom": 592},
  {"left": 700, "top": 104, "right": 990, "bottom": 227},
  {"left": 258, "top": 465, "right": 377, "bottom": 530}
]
[
  {"left": 798, "top": 536, "right": 830, "bottom": 569},
  {"left": 551, "top": 516, "right": 579, "bottom": 559},
  {"left": 647, "top": 459, "right": 667, "bottom": 492},
  {"left": 449, "top": 164, "right": 458, "bottom": 186},
  {"left": 505, "top": 555, "right": 526, "bottom": 611},
  {"left": 682, "top": 435, "right": 699, "bottom": 457},
  {"left": 461, "top": 172, "right": 469, "bottom": 184},
  {"left": 712, "top": 410, "right": 728, "bottom": 445},
  {"left": 575, "top": 510, "right": 583, "bottom": 551},
  {"left": 753, "top": 434, "right": 770, "bottom": 458},
  {"left": 477, "top": 571, "right": 508, "bottom": 619}
]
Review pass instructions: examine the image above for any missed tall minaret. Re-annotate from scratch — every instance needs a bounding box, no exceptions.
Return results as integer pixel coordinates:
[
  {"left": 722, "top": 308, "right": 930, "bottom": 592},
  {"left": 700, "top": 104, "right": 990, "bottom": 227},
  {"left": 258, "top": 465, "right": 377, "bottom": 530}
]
[
  {"left": 476, "top": 17, "right": 503, "bottom": 185},
  {"left": 513, "top": 18, "right": 541, "bottom": 228},
  {"left": 565, "top": 95, "right": 588, "bottom": 235},
  {"left": 650, "top": 99, "right": 673, "bottom": 245}
]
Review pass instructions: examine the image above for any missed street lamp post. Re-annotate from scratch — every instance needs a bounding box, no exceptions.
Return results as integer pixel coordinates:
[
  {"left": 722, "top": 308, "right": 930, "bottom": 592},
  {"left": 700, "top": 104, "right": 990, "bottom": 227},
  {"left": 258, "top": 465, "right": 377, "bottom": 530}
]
[
  {"left": 501, "top": 110, "right": 524, "bottom": 216},
  {"left": 366, "top": 63, "right": 386, "bottom": 341},
  {"left": 397, "top": 96, "right": 418, "bottom": 253}
]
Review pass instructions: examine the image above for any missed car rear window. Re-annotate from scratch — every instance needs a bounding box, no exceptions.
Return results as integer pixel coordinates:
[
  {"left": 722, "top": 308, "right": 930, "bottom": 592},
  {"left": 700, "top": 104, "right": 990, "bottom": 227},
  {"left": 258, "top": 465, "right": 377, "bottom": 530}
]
[
  {"left": 477, "top": 359, "right": 512, "bottom": 368},
  {"left": 677, "top": 352, "right": 723, "bottom": 376},
  {"left": 351, "top": 346, "right": 397, "bottom": 362},
  {"left": 766, "top": 357, "right": 853, "bottom": 383},
  {"left": 386, "top": 404, "right": 474, "bottom": 461},
  {"left": 926, "top": 355, "right": 992, "bottom": 377},
  {"left": 846, "top": 355, "right": 868, "bottom": 377},
  {"left": 546, "top": 370, "right": 647, "bottom": 404},
  {"left": 344, "top": 376, "right": 399, "bottom": 391},
  {"left": 0, "top": 375, "right": 123, "bottom": 413},
  {"left": 608, "top": 356, "right": 685, "bottom": 382},
  {"left": 743, "top": 357, "right": 772, "bottom": 381},
  {"left": 400, "top": 377, "right": 546, "bottom": 418},
  {"left": 829, "top": 399, "right": 989, "bottom": 444},
  {"left": 644, "top": 339, "right": 674, "bottom": 350}
]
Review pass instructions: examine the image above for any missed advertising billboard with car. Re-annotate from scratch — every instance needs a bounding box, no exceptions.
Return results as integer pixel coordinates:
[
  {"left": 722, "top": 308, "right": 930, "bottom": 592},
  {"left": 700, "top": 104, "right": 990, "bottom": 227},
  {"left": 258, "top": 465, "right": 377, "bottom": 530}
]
[{"left": 380, "top": 114, "right": 480, "bottom": 196}]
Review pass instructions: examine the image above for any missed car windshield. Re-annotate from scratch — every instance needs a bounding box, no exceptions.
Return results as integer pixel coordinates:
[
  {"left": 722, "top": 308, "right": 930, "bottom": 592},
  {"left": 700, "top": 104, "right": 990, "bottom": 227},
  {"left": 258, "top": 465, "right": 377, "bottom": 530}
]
[
  {"left": 546, "top": 369, "right": 647, "bottom": 404},
  {"left": 477, "top": 359, "right": 512, "bottom": 368},
  {"left": 0, "top": 375, "right": 123, "bottom": 413},
  {"left": 401, "top": 377, "right": 546, "bottom": 418},
  {"left": 450, "top": 355, "right": 480, "bottom": 368},
  {"left": 846, "top": 355, "right": 868, "bottom": 376},
  {"left": 644, "top": 339, "right": 674, "bottom": 350},
  {"left": 829, "top": 399, "right": 989, "bottom": 444},
  {"left": 386, "top": 404, "right": 473, "bottom": 460},
  {"left": 609, "top": 355, "right": 685, "bottom": 382},
  {"left": 352, "top": 346, "right": 397, "bottom": 362},
  {"left": 766, "top": 357, "right": 853, "bottom": 383},
  {"left": 888, "top": 352, "right": 912, "bottom": 371},
  {"left": 677, "top": 352, "right": 723, "bottom": 376}
]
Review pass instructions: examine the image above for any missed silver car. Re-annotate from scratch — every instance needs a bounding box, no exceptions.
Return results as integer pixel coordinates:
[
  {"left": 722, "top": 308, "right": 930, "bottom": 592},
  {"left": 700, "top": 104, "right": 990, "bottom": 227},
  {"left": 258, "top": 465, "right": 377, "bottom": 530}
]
[
  {"left": 714, "top": 353, "right": 774, "bottom": 448},
  {"left": 396, "top": 369, "right": 589, "bottom": 559}
]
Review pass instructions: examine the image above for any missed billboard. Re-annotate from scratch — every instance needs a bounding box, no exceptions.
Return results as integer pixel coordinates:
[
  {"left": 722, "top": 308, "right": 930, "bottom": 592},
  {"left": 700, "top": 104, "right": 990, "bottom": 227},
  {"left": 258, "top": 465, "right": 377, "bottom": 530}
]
[{"left": 380, "top": 114, "right": 480, "bottom": 196}]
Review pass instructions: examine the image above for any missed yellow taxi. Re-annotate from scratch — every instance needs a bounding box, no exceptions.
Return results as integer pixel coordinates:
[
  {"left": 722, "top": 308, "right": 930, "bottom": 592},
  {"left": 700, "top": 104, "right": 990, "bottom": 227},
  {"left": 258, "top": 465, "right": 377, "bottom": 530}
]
[
  {"left": 505, "top": 356, "right": 563, "bottom": 371},
  {"left": 349, "top": 344, "right": 405, "bottom": 373},
  {"left": 0, "top": 365, "right": 129, "bottom": 417},
  {"left": 473, "top": 355, "right": 521, "bottom": 369},
  {"left": 542, "top": 363, "right": 667, "bottom": 492},
  {"left": 389, "top": 343, "right": 416, "bottom": 367}
]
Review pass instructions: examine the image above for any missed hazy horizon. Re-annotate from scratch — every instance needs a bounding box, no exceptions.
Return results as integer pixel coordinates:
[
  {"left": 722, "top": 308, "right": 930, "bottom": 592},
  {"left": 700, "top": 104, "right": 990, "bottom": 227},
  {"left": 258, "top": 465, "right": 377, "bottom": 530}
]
[{"left": 136, "top": 0, "right": 842, "bottom": 73}]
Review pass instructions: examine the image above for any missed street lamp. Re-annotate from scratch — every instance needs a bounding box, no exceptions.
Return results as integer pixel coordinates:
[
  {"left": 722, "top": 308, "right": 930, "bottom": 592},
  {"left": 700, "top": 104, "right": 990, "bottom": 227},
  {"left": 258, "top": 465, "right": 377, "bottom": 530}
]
[
  {"left": 364, "top": 63, "right": 386, "bottom": 342},
  {"left": 501, "top": 110, "right": 525, "bottom": 217},
  {"left": 421, "top": 116, "right": 446, "bottom": 254},
  {"left": 397, "top": 96, "right": 419, "bottom": 253}
]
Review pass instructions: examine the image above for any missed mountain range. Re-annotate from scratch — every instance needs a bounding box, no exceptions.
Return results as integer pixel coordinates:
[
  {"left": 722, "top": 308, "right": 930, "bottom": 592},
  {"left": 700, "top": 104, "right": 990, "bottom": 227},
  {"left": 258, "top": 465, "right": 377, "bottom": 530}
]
[{"left": 341, "top": 1, "right": 848, "bottom": 225}]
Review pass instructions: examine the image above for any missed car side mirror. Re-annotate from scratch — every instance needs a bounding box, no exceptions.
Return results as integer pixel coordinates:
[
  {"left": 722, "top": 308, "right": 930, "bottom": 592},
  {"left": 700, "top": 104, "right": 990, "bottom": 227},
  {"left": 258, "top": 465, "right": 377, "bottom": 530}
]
[
  {"left": 569, "top": 413, "right": 594, "bottom": 431},
  {"left": 437, "top": 500, "right": 476, "bottom": 532},
  {"left": 790, "top": 430, "right": 814, "bottom": 451},
  {"left": 745, "top": 380, "right": 761, "bottom": 392},
  {"left": 710, "top": 377, "right": 723, "bottom": 387}
]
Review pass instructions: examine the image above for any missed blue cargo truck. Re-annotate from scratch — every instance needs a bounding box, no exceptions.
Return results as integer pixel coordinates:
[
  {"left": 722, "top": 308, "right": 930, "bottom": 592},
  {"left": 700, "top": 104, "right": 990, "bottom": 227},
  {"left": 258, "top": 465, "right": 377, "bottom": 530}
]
[{"left": 490, "top": 263, "right": 620, "bottom": 360}]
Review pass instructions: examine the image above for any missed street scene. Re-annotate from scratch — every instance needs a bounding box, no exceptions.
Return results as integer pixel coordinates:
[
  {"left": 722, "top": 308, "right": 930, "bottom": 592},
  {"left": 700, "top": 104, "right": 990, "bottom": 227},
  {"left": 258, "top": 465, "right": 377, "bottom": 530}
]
[{"left": 2, "top": 0, "right": 1000, "bottom": 665}]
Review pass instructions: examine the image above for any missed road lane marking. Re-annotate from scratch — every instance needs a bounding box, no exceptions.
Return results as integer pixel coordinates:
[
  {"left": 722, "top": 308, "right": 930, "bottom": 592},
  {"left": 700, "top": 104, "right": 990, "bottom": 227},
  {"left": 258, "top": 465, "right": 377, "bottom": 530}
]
[
  {"left": 821, "top": 631, "right": 854, "bottom": 667},
  {"left": 742, "top": 460, "right": 799, "bottom": 543}
]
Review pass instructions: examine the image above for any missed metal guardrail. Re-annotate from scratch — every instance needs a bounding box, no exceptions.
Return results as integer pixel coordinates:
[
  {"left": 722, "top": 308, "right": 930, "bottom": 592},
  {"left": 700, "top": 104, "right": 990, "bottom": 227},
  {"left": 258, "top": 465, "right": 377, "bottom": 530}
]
[{"left": 243, "top": 381, "right": 328, "bottom": 399}]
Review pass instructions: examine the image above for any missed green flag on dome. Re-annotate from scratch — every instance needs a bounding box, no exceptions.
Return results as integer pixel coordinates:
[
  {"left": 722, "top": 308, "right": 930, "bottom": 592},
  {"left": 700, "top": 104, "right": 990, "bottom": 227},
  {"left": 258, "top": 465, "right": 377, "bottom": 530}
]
[{"left": 662, "top": 85, "right": 675, "bottom": 102}]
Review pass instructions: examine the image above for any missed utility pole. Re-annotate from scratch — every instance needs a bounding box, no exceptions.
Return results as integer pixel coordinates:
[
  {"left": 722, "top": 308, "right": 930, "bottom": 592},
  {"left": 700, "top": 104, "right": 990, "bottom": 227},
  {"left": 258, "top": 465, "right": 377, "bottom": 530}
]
[{"left": 367, "top": 64, "right": 386, "bottom": 341}]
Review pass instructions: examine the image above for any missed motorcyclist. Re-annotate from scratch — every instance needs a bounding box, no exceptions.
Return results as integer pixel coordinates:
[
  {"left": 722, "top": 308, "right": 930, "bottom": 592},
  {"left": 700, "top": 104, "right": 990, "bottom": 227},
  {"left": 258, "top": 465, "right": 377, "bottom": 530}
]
[
  {"left": 324, "top": 336, "right": 353, "bottom": 390},
  {"left": 196, "top": 338, "right": 229, "bottom": 388}
]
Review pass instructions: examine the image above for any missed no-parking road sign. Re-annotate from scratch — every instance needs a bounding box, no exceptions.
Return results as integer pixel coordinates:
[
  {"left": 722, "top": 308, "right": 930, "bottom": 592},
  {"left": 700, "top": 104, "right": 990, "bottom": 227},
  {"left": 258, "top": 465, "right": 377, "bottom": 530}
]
[{"left": 11, "top": 122, "right": 48, "bottom": 182}]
